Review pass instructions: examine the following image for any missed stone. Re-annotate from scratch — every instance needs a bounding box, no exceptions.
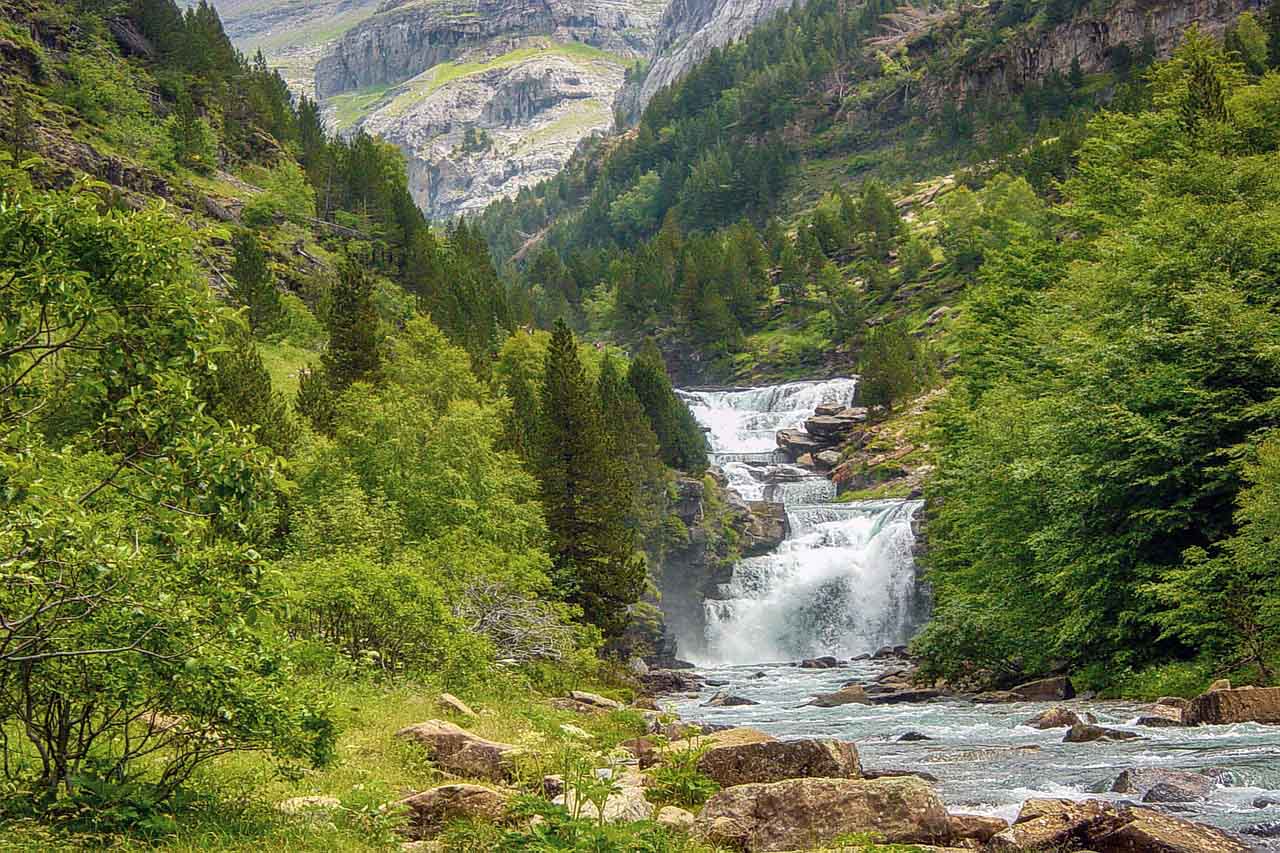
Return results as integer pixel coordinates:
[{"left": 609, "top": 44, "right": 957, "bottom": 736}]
[
  {"left": 1208, "top": 678, "right": 1232, "bottom": 692},
  {"left": 863, "top": 768, "right": 942, "bottom": 783},
  {"left": 558, "top": 723, "right": 591, "bottom": 740},
  {"left": 436, "top": 693, "right": 476, "bottom": 718},
  {"left": 897, "top": 731, "right": 933, "bottom": 741},
  {"left": 695, "top": 738, "right": 861, "bottom": 787},
  {"left": 1111, "top": 769, "right": 1214, "bottom": 802},
  {"left": 804, "top": 414, "right": 864, "bottom": 437},
  {"left": 1254, "top": 795, "right": 1280, "bottom": 808},
  {"left": 948, "top": 813, "right": 1009, "bottom": 844},
  {"left": 670, "top": 727, "right": 775, "bottom": 755},
  {"left": 278, "top": 795, "right": 342, "bottom": 815},
  {"left": 1186, "top": 686, "right": 1280, "bottom": 725},
  {"left": 1110, "top": 805, "right": 1252, "bottom": 852},
  {"left": 396, "top": 720, "right": 522, "bottom": 782},
  {"left": 795, "top": 452, "right": 815, "bottom": 467},
  {"left": 554, "top": 767, "right": 652, "bottom": 824},
  {"left": 1138, "top": 701, "right": 1187, "bottom": 726},
  {"left": 989, "top": 798, "right": 1126, "bottom": 851},
  {"left": 814, "top": 450, "right": 842, "bottom": 468},
  {"left": 1157, "top": 696, "right": 1192, "bottom": 710},
  {"left": 695, "top": 776, "right": 950, "bottom": 851},
  {"left": 1138, "top": 715, "right": 1192, "bottom": 728},
  {"left": 656, "top": 805, "right": 695, "bottom": 831},
  {"left": 628, "top": 657, "right": 649, "bottom": 677},
  {"left": 806, "top": 684, "right": 869, "bottom": 707},
  {"left": 1022, "top": 707, "right": 1085, "bottom": 729},
  {"left": 799, "top": 655, "right": 839, "bottom": 669},
  {"left": 394, "top": 784, "right": 509, "bottom": 840},
  {"left": 1063, "top": 723, "right": 1140, "bottom": 743},
  {"left": 868, "top": 688, "right": 941, "bottom": 705},
  {"left": 1244, "top": 821, "right": 1280, "bottom": 839},
  {"left": 702, "top": 690, "right": 758, "bottom": 707},
  {"left": 619, "top": 736, "right": 659, "bottom": 767},
  {"left": 641, "top": 669, "right": 704, "bottom": 695},
  {"left": 777, "top": 428, "right": 830, "bottom": 457},
  {"left": 973, "top": 691, "right": 1022, "bottom": 703},
  {"left": 814, "top": 403, "right": 843, "bottom": 416},
  {"left": 569, "top": 690, "right": 622, "bottom": 710},
  {"left": 1010, "top": 676, "right": 1075, "bottom": 701}
]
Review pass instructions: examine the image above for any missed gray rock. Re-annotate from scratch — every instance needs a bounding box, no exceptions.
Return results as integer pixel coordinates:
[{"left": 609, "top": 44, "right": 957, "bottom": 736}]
[
  {"left": 1063, "top": 723, "right": 1141, "bottom": 743},
  {"left": 702, "top": 690, "right": 758, "bottom": 707},
  {"left": 1111, "top": 769, "right": 1214, "bottom": 803}
]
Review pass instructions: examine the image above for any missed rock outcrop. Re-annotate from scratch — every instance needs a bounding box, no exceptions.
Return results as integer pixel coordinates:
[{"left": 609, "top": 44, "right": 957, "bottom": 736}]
[
  {"left": 307, "top": 0, "right": 664, "bottom": 220},
  {"left": 395, "top": 784, "right": 510, "bottom": 840},
  {"left": 1111, "top": 768, "right": 1215, "bottom": 803},
  {"left": 694, "top": 738, "right": 862, "bottom": 787},
  {"left": 695, "top": 776, "right": 950, "bottom": 851}
]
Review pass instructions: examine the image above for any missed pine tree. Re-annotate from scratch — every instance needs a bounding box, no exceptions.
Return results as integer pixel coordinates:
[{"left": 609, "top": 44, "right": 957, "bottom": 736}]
[
  {"left": 296, "top": 364, "right": 337, "bottom": 435},
  {"left": 858, "top": 180, "right": 903, "bottom": 259},
  {"left": 628, "top": 339, "right": 708, "bottom": 472},
  {"left": 323, "top": 257, "right": 381, "bottom": 389},
  {"left": 537, "top": 321, "right": 645, "bottom": 638},
  {"left": 206, "top": 325, "right": 298, "bottom": 456},
  {"left": 1268, "top": 0, "right": 1280, "bottom": 69},
  {"left": 229, "top": 229, "right": 281, "bottom": 331},
  {"left": 597, "top": 355, "right": 666, "bottom": 541},
  {"left": 3, "top": 86, "right": 33, "bottom": 156},
  {"left": 1068, "top": 55, "right": 1085, "bottom": 88}
]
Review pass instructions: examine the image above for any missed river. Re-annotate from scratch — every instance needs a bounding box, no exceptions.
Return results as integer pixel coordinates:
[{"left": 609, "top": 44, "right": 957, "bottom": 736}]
[{"left": 671, "top": 379, "right": 1280, "bottom": 847}]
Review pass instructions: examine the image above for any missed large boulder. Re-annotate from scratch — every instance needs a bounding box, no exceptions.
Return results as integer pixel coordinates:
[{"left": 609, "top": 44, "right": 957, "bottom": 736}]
[
  {"left": 641, "top": 668, "right": 704, "bottom": 695},
  {"left": 868, "top": 688, "right": 941, "bottom": 704},
  {"left": 776, "top": 429, "right": 830, "bottom": 457},
  {"left": 1111, "top": 769, "right": 1214, "bottom": 802},
  {"left": 396, "top": 720, "right": 522, "bottom": 782},
  {"left": 394, "top": 784, "right": 509, "bottom": 840},
  {"left": 703, "top": 690, "right": 759, "bottom": 707},
  {"left": 568, "top": 690, "right": 622, "bottom": 710},
  {"left": 1063, "top": 723, "right": 1140, "bottom": 743},
  {"left": 1185, "top": 686, "right": 1280, "bottom": 726},
  {"left": 798, "top": 655, "right": 839, "bottom": 669},
  {"left": 948, "top": 813, "right": 1010, "bottom": 844},
  {"left": 991, "top": 798, "right": 1250, "bottom": 853},
  {"left": 803, "top": 411, "right": 866, "bottom": 438},
  {"left": 695, "top": 776, "right": 950, "bottom": 851},
  {"left": 1010, "top": 676, "right": 1075, "bottom": 701},
  {"left": 1022, "top": 707, "right": 1086, "bottom": 729},
  {"left": 806, "top": 684, "right": 869, "bottom": 707},
  {"left": 695, "top": 738, "right": 861, "bottom": 788}
]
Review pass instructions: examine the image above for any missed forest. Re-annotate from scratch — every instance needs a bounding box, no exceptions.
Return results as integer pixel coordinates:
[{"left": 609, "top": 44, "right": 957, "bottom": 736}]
[{"left": 2, "top": 0, "right": 1280, "bottom": 848}]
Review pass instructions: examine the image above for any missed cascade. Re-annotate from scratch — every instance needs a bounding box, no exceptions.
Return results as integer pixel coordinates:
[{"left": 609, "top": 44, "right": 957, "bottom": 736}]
[{"left": 676, "top": 380, "right": 925, "bottom": 664}]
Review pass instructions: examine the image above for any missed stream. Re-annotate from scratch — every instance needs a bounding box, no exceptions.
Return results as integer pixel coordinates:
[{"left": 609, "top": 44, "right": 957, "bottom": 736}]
[{"left": 669, "top": 379, "right": 1280, "bottom": 847}]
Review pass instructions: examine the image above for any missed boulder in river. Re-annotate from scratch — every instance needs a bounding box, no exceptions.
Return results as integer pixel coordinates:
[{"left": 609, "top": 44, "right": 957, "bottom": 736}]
[
  {"left": 972, "top": 690, "right": 1022, "bottom": 704},
  {"left": 807, "top": 684, "right": 869, "bottom": 707},
  {"left": 1010, "top": 676, "right": 1075, "bottom": 701},
  {"left": 1186, "top": 686, "right": 1280, "bottom": 725},
  {"left": 1111, "top": 768, "right": 1215, "bottom": 802},
  {"left": 948, "top": 813, "right": 1010, "bottom": 844},
  {"left": 798, "top": 655, "right": 839, "bottom": 669},
  {"left": 696, "top": 737, "right": 862, "bottom": 787},
  {"left": 1022, "top": 706, "right": 1088, "bottom": 729},
  {"left": 702, "top": 690, "right": 759, "bottom": 707},
  {"left": 897, "top": 731, "right": 933, "bottom": 741},
  {"left": 776, "top": 428, "right": 829, "bottom": 457},
  {"left": 804, "top": 411, "right": 867, "bottom": 438},
  {"left": 1063, "top": 723, "right": 1141, "bottom": 743},
  {"left": 695, "top": 776, "right": 950, "bottom": 851},
  {"left": 868, "top": 688, "right": 941, "bottom": 705},
  {"left": 396, "top": 720, "right": 522, "bottom": 782},
  {"left": 640, "top": 668, "right": 704, "bottom": 695}
]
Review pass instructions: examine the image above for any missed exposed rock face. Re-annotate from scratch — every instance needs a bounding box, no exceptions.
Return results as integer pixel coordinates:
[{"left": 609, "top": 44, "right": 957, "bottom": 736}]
[
  {"left": 616, "top": 0, "right": 795, "bottom": 121},
  {"left": 695, "top": 776, "right": 950, "bottom": 851},
  {"left": 1186, "top": 686, "right": 1280, "bottom": 725},
  {"left": 923, "top": 0, "right": 1257, "bottom": 107},
  {"left": 307, "top": 0, "right": 665, "bottom": 220},
  {"left": 694, "top": 738, "right": 862, "bottom": 787},
  {"left": 396, "top": 720, "right": 523, "bottom": 782},
  {"left": 1111, "top": 768, "right": 1215, "bottom": 803}
]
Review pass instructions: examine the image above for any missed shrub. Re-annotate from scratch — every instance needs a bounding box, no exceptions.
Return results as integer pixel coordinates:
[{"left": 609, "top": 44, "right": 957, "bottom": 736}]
[{"left": 243, "top": 160, "right": 316, "bottom": 226}]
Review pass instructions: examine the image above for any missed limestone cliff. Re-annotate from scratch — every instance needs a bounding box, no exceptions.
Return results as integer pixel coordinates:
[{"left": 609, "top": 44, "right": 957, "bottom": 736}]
[
  {"left": 615, "top": 0, "right": 794, "bottom": 122},
  {"left": 309, "top": 0, "right": 666, "bottom": 220}
]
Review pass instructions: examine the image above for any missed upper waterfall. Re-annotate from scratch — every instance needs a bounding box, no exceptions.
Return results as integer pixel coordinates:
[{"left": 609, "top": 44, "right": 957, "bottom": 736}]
[{"left": 676, "top": 378, "right": 925, "bottom": 664}]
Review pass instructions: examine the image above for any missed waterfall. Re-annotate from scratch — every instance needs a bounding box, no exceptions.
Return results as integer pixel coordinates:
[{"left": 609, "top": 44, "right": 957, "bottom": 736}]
[{"left": 678, "top": 379, "right": 924, "bottom": 664}]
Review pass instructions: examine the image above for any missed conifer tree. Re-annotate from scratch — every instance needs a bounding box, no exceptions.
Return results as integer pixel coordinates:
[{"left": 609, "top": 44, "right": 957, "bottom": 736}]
[
  {"left": 628, "top": 339, "right": 708, "bottom": 472},
  {"left": 323, "top": 257, "right": 381, "bottom": 389},
  {"left": 597, "top": 354, "right": 666, "bottom": 542},
  {"left": 229, "top": 229, "right": 281, "bottom": 331},
  {"left": 537, "top": 321, "right": 645, "bottom": 637},
  {"left": 206, "top": 325, "right": 298, "bottom": 457},
  {"left": 858, "top": 180, "right": 903, "bottom": 259},
  {"left": 1269, "top": 0, "right": 1280, "bottom": 69},
  {"left": 3, "top": 86, "right": 32, "bottom": 156}
]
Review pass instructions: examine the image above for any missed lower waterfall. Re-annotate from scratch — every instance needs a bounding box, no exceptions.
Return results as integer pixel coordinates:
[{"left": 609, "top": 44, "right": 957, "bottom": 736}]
[{"left": 677, "top": 380, "right": 926, "bottom": 664}]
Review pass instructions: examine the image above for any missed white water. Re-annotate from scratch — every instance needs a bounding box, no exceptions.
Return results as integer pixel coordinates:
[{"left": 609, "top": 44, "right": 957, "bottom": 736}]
[{"left": 676, "top": 380, "right": 924, "bottom": 665}]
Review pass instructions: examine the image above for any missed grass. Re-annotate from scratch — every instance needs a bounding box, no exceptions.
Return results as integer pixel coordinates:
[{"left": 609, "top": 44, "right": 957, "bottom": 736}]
[
  {"left": 326, "top": 84, "right": 394, "bottom": 131},
  {"left": 259, "top": 340, "right": 319, "bottom": 396},
  {"left": 0, "top": 675, "right": 660, "bottom": 852}
]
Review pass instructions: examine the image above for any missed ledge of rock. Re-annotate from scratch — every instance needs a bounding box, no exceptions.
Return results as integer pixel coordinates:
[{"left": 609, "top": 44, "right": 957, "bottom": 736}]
[
  {"left": 695, "top": 776, "right": 950, "bottom": 851},
  {"left": 1111, "top": 768, "right": 1215, "bottom": 803},
  {"left": 991, "top": 797, "right": 1250, "bottom": 853},
  {"left": 1010, "top": 676, "right": 1075, "bottom": 701},
  {"left": 396, "top": 720, "right": 522, "bottom": 782}
]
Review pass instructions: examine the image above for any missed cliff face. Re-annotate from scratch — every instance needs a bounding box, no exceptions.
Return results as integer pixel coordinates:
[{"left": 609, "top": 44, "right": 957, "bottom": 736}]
[
  {"left": 309, "top": 0, "right": 666, "bottom": 220},
  {"left": 920, "top": 0, "right": 1261, "bottom": 104},
  {"left": 615, "top": 0, "right": 793, "bottom": 122}
]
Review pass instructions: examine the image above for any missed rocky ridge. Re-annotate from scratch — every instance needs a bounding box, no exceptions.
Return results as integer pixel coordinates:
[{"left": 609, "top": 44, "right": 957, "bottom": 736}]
[{"left": 300, "top": 0, "right": 667, "bottom": 219}]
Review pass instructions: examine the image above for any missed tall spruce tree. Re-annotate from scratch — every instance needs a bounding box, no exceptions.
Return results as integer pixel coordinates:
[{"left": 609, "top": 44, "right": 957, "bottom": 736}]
[
  {"left": 229, "top": 229, "right": 281, "bottom": 331},
  {"left": 323, "top": 257, "right": 381, "bottom": 389},
  {"left": 597, "top": 354, "right": 667, "bottom": 542},
  {"left": 627, "top": 339, "right": 708, "bottom": 472},
  {"left": 537, "top": 321, "right": 645, "bottom": 637}
]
